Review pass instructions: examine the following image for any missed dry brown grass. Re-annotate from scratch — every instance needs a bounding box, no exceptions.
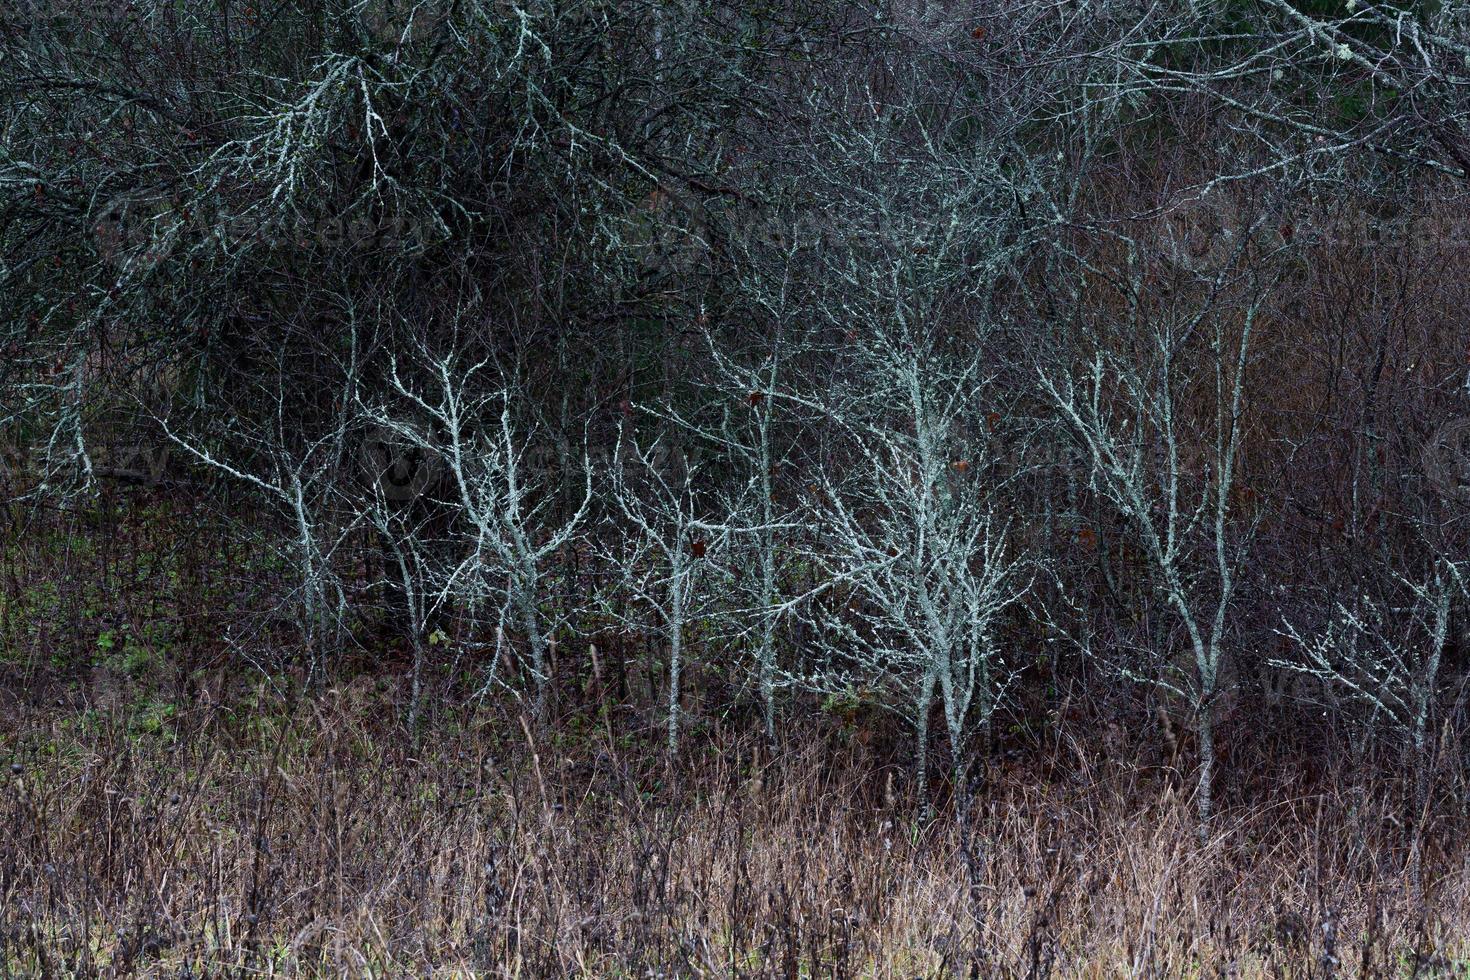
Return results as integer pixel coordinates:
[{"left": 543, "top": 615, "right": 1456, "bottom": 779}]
[{"left": 3, "top": 678, "right": 1468, "bottom": 978}]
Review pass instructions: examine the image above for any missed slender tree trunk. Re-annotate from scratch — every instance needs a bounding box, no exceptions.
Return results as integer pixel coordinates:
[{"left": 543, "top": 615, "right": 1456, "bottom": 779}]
[
  {"left": 523, "top": 600, "right": 548, "bottom": 726},
  {"left": 1196, "top": 702, "right": 1215, "bottom": 829},
  {"left": 408, "top": 634, "right": 425, "bottom": 740},
  {"left": 954, "top": 742, "right": 988, "bottom": 974},
  {"left": 667, "top": 624, "right": 683, "bottom": 757},
  {"left": 759, "top": 615, "right": 776, "bottom": 744},
  {"left": 757, "top": 402, "right": 778, "bottom": 744},
  {"left": 758, "top": 531, "right": 777, "bottom": 744},
  {"left": 915, "top": 671, "right": 936, "bottom": 816},
  {"left": 667, "top": 565, "right": 687, "bottom": 757}
]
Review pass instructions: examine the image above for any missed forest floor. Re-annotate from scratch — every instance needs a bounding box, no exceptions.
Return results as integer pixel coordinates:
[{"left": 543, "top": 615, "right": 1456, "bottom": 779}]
[
  {"left": 3, "top": 497, "right": 1469, "bottom": 976},
  {"left": 3, "top": 670, "right": 1469, "bottom": 978}
]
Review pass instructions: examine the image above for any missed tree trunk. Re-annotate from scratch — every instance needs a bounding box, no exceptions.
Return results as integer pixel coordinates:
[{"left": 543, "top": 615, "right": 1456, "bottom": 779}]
[
  {"left": 667, "top": 626, "right": 683, "bottom": 758},
  {"left": 915, "top": 672, "right": 936, "bottom": 816},
  {"left": 1196, "top": 703, "right": 1215, "bottom": 830},
  {"left": 759, "top": 612, "right": 776, "bottom": 745},
  {"left": 522, "top": 598, "right": 548, "bottom": 726}
]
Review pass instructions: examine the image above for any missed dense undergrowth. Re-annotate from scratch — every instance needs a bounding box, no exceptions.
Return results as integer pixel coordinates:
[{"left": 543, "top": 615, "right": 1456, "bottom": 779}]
[
  {"left": 2, "top": 496, "right": 1469, "bottom": 977},
  {"left": 4, "top": 674, "right": 1469, "bottom": 977}
]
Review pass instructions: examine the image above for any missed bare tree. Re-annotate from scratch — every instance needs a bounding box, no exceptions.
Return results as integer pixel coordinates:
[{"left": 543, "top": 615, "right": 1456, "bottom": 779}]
[
  {"left": 158, "top": 409, "right": 356, "bottom": 684},
  {"left": 647, "top": 322, "right": 816, "bottom": 743},
  {"left": 795, "top": 316, "right": 1032, "bottom": 806},
  {"left": 606, "top": 426, "right": 739, "bottom": 757},
  {"left": 1277, "top": 560, "right": 1467, "bottom": 816},
  {"left": 1039, "top": 226, "right": 1282, "bottom": 823},
  {"left": 360, "top": 346, "right": 591, "bottom": 724}
]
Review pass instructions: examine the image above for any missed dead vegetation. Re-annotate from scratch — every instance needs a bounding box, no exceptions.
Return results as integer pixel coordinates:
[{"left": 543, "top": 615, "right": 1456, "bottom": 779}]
[{"left": 3, "top": 675, "right": 1468, "bottom": 978}]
